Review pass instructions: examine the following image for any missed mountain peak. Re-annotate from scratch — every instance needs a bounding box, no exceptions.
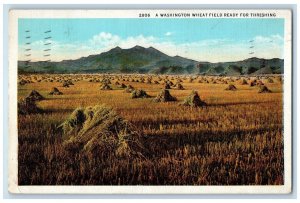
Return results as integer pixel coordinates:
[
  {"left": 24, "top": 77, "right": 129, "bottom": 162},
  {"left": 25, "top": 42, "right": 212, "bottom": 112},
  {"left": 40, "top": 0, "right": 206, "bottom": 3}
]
[
  {"left": 132, "top": 45, "right": 145, "bottom": 50},
  {"left": 245, "top": 57, "right": 260, "bottom": 61},
  {"left": 110, "top": 46, "right": 122, "bottom": 51},
  {"left": 147, "top": 46, "right": 161, "bottom": 52},
  {"left": 18, "top": 44, "right": 283, "bottom": 75},
  {"left": 147, "top": 46, "right": 156, "bottom": 50}
]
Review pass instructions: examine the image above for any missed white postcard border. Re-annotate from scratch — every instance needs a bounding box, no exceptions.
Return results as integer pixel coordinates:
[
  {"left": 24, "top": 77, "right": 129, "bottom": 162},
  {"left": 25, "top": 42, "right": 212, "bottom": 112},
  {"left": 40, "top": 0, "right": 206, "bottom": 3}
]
[{"left": 8, "top": 9, "right": 292, "bottom": 194}]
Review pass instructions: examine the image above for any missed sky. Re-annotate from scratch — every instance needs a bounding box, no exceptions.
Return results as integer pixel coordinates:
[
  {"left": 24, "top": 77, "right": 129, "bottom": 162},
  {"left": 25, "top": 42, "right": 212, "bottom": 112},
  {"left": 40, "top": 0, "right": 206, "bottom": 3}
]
[{"left": 18, "top": 18, "right": 285, "bottom": 62}]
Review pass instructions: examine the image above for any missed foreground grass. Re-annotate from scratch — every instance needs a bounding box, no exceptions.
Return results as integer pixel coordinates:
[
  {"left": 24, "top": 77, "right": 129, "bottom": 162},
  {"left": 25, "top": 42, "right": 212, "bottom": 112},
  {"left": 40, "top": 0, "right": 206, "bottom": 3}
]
[{"left": 18, "top": 74, "right": 283, "bottom": 185}]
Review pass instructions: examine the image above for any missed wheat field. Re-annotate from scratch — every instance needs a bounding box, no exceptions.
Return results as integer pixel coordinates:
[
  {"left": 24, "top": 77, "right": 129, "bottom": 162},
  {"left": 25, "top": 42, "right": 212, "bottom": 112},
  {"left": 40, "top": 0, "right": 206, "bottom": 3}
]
[{"left": 17, "top": 74, "right": 284, "bottom": 185}]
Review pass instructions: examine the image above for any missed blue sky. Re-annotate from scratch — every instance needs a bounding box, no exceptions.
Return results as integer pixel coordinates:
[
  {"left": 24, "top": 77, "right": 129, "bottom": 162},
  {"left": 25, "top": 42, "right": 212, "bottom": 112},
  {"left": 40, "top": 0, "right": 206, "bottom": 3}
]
[{"left": 18, "top": 18, "right": 285, "bottom": 62}]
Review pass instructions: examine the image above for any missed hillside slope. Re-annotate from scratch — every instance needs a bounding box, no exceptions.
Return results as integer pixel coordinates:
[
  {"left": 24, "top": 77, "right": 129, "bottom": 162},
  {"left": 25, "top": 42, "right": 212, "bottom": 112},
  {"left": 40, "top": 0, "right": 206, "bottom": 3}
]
[{"left": 18, "top": 46, "right": 283, "bottom": 75}]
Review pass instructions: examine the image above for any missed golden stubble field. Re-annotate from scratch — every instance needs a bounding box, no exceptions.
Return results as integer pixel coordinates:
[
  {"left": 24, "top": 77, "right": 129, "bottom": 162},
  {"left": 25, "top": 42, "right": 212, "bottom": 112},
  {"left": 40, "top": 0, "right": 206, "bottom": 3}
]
[{"left": 17, "top": 74, "right": 284, "bottom": 185}]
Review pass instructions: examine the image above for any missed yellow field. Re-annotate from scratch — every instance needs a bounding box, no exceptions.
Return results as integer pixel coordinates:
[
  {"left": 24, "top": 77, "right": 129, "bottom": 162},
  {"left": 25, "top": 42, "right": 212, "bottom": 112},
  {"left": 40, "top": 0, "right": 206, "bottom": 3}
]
[{"left": 18, "top": 74, "right": 284, "bottom": 185}]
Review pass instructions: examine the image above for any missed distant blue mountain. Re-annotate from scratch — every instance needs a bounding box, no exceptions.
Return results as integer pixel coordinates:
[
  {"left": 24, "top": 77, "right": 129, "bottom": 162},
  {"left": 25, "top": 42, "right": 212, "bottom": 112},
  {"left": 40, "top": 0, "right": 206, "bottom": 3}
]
[{"left": 18, "top": 45, "right": 283, "bottom": 75}]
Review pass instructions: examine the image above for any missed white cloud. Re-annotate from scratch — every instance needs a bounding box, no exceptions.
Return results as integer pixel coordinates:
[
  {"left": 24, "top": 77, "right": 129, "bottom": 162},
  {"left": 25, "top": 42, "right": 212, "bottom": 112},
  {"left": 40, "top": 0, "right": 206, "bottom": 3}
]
[
  {"left": 119, "top": 35, "right": 156, "bottom": 49},
  {"left": 18, "top": 32, "right": 284, "bottom": 63},
  {"left": 253, "top": 34, "right": 284, "bottom": 44},
  {"left": 165, "top": 32, "right": 173, "bottom": 36},
  {"left": 89, "top": 32, "right": 120, "bottom": 47}
]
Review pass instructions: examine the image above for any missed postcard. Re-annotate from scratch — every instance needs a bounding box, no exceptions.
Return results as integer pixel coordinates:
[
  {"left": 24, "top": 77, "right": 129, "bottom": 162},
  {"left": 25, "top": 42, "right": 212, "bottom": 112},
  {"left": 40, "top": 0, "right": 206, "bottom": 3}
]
[{"left": 8, "top": 9, "right": 292, "bottom": 194}]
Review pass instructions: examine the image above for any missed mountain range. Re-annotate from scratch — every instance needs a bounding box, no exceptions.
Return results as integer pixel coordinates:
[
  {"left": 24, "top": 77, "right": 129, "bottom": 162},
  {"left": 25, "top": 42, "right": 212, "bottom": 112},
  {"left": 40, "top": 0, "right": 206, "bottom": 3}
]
[{"left": 18, "top": 45, "right": 284, "bottom": 75}]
